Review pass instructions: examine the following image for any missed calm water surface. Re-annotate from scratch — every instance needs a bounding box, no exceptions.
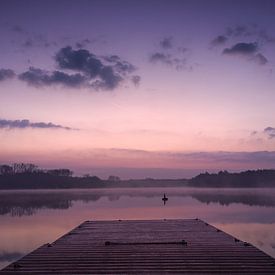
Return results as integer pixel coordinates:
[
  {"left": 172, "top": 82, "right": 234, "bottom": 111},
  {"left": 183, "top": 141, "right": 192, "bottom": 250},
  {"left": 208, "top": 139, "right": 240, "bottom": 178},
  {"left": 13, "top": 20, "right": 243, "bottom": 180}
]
[{"left": 1, "top": 187, "right": 275, "bottom": 268}]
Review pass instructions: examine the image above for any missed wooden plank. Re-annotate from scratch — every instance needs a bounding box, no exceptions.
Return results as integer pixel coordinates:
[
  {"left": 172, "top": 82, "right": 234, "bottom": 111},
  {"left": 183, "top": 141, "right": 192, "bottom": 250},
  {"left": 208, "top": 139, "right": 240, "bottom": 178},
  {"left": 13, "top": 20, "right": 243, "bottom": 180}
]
[{"left": 1, "top": 219, "right": 275, "bottom": 274}]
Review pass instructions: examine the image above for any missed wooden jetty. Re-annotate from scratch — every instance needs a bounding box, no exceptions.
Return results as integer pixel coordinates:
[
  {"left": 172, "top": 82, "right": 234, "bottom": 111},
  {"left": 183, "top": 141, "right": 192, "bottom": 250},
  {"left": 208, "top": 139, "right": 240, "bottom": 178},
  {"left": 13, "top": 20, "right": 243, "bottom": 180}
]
[{"left": 1, "top": 219, "right": 275, "bottom": 274}]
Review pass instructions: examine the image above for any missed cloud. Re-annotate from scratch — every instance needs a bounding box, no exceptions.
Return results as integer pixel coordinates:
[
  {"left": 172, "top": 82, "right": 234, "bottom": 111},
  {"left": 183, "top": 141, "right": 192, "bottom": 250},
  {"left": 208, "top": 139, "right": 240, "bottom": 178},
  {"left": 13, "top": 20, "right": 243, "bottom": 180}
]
[
  {"left": 264, "top": 127, "right": 275, "bottom": 139},
  {"left": 211, "top": 35, "right": 228, "bottom": 46},
  {"left": 150, "top": 52, "right": 173, "bottom": 65},
  {"left": 103, "top": 54, "right": 136, "bottom": 75},
  {"left": 253, "top": 53, "right": 268, "bottom": 65},
  {"left": 160, "top": 36, "right": 173, "bottom": 49},
  {"left": 0, "top": 119, "right": 73, "bottom": 130},
  {"left": 212, "top": 24, "right": 274, "bottom": 66},
  {"left": 54, "top": 46, "right": 138, "bottom": 90},
  {"left": 3, "top": 46, "right": 139, "bottom": 91},
  {"left": 150, "top": 37, "right": 193, "bottom": 71},
  {"left": 131, "top": 75, "right": 141, "bottom": 86},
  {"left": 225, "top": 24, "right": 275, "bottom": 43},
  {"left": 0, "top": 69, "right": 15, "bottom": 81},
  {"left": 223, "top": 42, "right": 258, "bottom": 55},
  {"left": 149, "top": 52, "right": 189, "bottom": 71},
  {"left": 226, "top": 25, "right": 251, "bottom": 37},
  {"left": 75, "top": 39, "right": 91, "bottom": 48},
  {"left": 11, "top": 25, "right": 25, "bottom": 33},
  {"left": 21, "top": 35, "right": 56, "bottom": 49},
  {"left": 223, "top": 42, "right": 268, "bottom": 65},
  {"left": 18, "top": 67, "right": 86, "bottom": 88},
  {"left": 88, "top": 148, "right": 275, "bottom": 169},
  {"left": 91, "top": 67, "right": 122, "bottom": 90},
  {"left": 10, "top": 25, "right": 56, "bottom": 49}
]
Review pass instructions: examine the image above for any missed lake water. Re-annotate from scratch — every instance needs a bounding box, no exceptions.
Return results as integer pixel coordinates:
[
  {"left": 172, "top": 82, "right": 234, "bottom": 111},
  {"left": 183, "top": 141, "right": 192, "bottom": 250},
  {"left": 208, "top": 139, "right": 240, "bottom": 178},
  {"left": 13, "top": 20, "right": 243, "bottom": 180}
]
[{"left": 1, "top": 187, "right": 275, "bottom": 269}]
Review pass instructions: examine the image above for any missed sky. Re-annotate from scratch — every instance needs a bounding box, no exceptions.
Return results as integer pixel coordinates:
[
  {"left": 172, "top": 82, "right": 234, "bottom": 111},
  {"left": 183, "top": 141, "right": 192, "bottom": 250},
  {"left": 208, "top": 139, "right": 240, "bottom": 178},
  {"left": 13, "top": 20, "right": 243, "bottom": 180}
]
[{"left": 0, "top": 0, "right": 275, "bottom": 179}]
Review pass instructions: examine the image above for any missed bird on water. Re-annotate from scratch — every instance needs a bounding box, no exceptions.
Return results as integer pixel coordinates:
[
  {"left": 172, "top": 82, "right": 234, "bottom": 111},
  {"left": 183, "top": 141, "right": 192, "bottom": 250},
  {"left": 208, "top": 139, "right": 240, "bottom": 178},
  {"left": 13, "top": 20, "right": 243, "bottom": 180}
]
[{"left": 162, "top": 193, "right": 168, "bottom": 205}]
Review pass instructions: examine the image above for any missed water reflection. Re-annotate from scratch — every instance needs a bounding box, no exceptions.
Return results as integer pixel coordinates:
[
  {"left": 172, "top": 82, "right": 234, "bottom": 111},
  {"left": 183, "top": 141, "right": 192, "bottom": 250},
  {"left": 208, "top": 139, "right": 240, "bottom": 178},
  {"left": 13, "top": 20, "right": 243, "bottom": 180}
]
[
  {"left": 0, "top": 187, "right": 275, "bottom": 269},
  {"left": 0, "top": 188, "right": 275, "bottom": 217}
]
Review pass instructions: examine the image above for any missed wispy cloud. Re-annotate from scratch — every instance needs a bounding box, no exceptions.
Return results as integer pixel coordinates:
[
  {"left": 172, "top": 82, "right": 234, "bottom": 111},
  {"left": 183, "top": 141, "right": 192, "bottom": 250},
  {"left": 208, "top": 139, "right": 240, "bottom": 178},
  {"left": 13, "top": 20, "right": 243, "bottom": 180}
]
[
  {"left": 149, "top": 37, "right": 193, "bottom": 71},
  {"left": 159, "top": 36, "right": 173, "bottom": 49},
  {"left": 211, "top": 35, "right": 228, "bottom": 46},
  {"left": 225, "top": 24, "right": 275, "bottom": 44},
  {"left": 90, "top": 148, "right": 275, "bottom": 168},
  {"left": 149, "top": 52, "right": 190, "bottom": 71},
  {"left": 0, "top": 69, "right": 15, "bottom": 81},
  {"left": 0, "top": 119, "right": 74, "bottom": 130},
  {"left": 75, "top": 38, "right": 91, "bottom": 49},
  {"left": 213, "top": 24, "right": 275, "bottom": 45},
  {"left": 264, "top": 127, "right": 275, "bottom": 139}
]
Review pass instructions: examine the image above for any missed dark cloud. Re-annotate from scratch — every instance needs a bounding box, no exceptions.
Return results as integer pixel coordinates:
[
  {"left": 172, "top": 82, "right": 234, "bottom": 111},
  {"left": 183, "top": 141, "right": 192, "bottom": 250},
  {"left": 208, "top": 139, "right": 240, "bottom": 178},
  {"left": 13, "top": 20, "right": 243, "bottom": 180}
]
[
  {"left": 54, "top": 46, "right": 138, "bottom": 90},
  {"left": 160, "top": 36, "right": 173, "bottom": 49},
  {"left": 0, "top": 69, "right": 15, "bottom": 81},
  {"left": 18, "top": 67, "right": 86, "bottom": 88},
  {"left": 223, "top": 42, "right": 258, "bottom": 55},
  {"left": 56, "top": 47, "right": 102, "bottom": 76},
  {"left": 211, "top": 35, "right": 228, "bottom": 46},
  {"left": 264, "top": 127, "right": 275, "bottom": 139},
  {"left": 223, "top": 42, "right": 268, "bottom": 65},
  {"left": 1, "top": 45, "right": 139, "bottom": 91},
  {"left": 91, "top": 66, "right": 122, "bottom": 90},
  {"left": 0, "top": 119, "right": 73, "bottom": 130}
]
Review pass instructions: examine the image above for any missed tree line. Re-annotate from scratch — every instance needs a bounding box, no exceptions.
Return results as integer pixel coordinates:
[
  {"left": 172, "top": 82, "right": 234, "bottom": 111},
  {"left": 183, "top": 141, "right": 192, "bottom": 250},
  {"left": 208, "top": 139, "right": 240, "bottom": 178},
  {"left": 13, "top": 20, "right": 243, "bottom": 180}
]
[
  {"left": 0, "top": 163, "right": 102, "bottom": 189},
  {"left": 0, "top": 163, "right": 73, "bottom": 177},
  {"left": 189, "top": 169, "right": 275, "bottom": 187}
]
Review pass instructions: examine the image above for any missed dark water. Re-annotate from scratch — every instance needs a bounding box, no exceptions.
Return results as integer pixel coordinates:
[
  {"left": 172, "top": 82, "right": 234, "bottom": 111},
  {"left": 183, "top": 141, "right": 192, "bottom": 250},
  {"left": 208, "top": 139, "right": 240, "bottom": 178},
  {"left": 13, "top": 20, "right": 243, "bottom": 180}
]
[{"left": 1, "top": 187, "right": 275, "bottom": 269}]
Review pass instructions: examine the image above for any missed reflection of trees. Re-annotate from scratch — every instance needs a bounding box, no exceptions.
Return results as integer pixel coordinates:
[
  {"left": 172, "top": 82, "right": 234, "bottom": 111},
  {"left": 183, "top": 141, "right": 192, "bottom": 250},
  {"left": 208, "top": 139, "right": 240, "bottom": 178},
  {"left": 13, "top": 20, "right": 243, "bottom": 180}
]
[
  {"left": 0, "top": 189, "right": 275, "bottom": 217},
  {"left": 0, "top": 192, "right": 100, "bottom": 217},
  {"left": 190, "top": 192, "right": 275, "bottom": 207}
]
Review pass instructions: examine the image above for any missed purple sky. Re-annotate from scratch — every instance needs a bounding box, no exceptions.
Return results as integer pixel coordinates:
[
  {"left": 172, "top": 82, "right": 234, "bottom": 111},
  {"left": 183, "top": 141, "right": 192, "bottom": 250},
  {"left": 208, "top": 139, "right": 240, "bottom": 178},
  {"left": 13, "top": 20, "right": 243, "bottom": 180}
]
[{"left": 0, "top": 0, "right": 275, "bottom": 179}]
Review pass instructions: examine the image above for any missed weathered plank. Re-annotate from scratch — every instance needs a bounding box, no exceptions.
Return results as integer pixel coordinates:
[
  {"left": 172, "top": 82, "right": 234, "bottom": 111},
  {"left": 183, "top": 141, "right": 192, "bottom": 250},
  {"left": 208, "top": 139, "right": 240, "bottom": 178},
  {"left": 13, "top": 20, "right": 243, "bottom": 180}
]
[{"left": 1, "top": 219, "right": 275, "bottom": 274}]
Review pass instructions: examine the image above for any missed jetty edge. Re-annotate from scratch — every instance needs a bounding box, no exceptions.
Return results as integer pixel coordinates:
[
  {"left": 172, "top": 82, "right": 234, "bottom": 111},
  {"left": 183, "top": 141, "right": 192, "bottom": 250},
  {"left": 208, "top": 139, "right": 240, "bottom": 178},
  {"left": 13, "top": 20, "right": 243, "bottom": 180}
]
[{"left": 1, "top": 219, "right": 275, "bottom": 274}]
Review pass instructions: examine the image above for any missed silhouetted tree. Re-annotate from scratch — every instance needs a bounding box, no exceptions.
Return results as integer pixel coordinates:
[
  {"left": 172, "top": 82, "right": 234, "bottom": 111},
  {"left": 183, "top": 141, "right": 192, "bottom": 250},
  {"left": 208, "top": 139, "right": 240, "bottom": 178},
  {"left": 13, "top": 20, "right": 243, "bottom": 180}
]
[
  {"left": 0, "top": 165, "right": 13, "bottom": 175},
  {"left": 12, "top": 163, "right": 38, "bottom": 174},
  {"left": 47, "top": 169, "right": 73, "bottom": 177},
  {"left": 108, "top": 175, "right": 121, "bottom": 182}
]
